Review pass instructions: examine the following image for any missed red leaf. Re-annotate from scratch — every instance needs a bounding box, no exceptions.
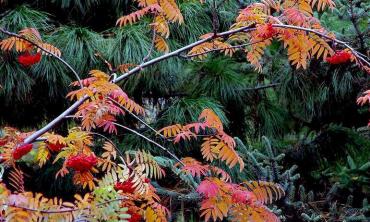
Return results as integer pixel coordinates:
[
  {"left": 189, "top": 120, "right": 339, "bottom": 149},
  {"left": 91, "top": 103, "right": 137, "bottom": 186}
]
[
  {"left": 179, "top": 157, "right": 209, "bottom": 177},
  {"left": 184, "top": 122, "right": 207, "bottom": 134},
  {"left": 96, "top": 115, "right": 118, "bottom": 134},
  {"left": 257, "top": 23, "right": 277, "bottom": 39},
  {"left": 197, "top": 179, "right": 219, "bottom": 198},
  {"left": 174, "top": 131, "right": 196, "bottom": 143},
  {"left": 231, "top": 190, "right": 256, "bottom": 204}
]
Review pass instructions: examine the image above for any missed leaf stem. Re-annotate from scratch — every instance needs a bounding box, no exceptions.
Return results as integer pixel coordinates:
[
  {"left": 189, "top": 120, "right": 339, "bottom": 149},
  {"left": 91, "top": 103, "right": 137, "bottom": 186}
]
[{"left": 113, "top": 123, "right": 184, "bottom": 166}]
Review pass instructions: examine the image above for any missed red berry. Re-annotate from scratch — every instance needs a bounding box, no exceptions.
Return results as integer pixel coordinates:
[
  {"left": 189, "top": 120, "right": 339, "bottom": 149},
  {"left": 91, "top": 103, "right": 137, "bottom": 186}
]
[
  {"left": 0, "top": 139, "right": 7, "bottom": 146},
  {"left": 114, "top": 180, "right": 136, "bottom": 193},
  {"left": 13, "top": 143, "right": 33, "bottom": 160},
  {"left": 127, "top": 210, "right": 142, "bottom": 222},
  {"left": 18, "top": 52, "right": 42, "bottom": 67},
  {"left": 66, "top": 154, "right": 97, "bottom": 172},
  {"left": 326, "top": 50, "right": 351, "bottom": 64},
  {"left": 0, "top": 154, "right": 6, "bottom": 163},
  {"left": 47, "top": 142, "right": 64, "bottom": 152}
]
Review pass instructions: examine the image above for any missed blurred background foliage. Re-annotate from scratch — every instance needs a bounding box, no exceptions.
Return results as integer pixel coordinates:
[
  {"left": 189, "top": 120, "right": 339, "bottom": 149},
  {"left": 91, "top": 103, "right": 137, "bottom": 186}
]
[{"left": 0, "top": 0, "right": 369, "bottom": 221}]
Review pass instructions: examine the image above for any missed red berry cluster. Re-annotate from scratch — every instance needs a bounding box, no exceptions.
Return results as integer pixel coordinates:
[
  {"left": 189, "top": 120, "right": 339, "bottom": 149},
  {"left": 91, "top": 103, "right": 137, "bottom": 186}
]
[
  {"left": 13, "top": 143, "right": 33, "bottom": 160},
  {"left": 47, "top": 142, "right": 64, "bottom": 152},
  {"left": 0, "top": 138, "right": 7, "bottom": 146},
  {"left": 114, "top": 180, "right": 136, "bottom": 193},
  {"left": 18, "top": 52, "right": 42, "bottom": 67},
  {"left": 66, "top": 154, "right": 97, "bottom": 172},
  {"left": 326, "top": 50, "right": 351, "bottom": 64},
  {"left": 127, "top": 210, "right": 142, "bottom": 222}
]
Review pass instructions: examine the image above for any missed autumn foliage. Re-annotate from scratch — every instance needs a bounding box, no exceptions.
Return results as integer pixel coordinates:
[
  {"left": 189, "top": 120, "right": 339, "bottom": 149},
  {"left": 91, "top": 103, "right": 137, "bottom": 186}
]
[{"left": 0, "top": 0, "right": 369, "bottom": 222}]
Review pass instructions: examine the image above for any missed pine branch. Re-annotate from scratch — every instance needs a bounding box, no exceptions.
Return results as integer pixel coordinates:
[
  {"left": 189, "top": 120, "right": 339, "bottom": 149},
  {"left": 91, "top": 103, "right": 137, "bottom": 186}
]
[
  {"left": 241, "top": 83, "right": 281, "bottom": 91},
  {"left": 151, "top": 182, "right": 201, "bottom": 202}
]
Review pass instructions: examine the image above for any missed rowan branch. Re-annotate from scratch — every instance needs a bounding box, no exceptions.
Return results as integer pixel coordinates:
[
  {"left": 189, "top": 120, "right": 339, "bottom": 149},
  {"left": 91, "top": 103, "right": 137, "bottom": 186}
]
[
  {"left": 113, "top": 122, "right": 184, "bottom": 166},
  {"left": 2, "top": 197, "right": 127, "bottom": 214},
  {"left": 0, "top": 27, "right": 83, "bottom": 88},
  {"left": 113, "top": 25, "right": 257, "bottom": 83},
  {"left": 22, "top": 25, "right": 256, "bottom": 144},
  {"left": 107, "top": 97, "right": 167, "bottom": 140},
  {"left": 22, "top": 24, "right": 369, "bottom": 145},
  {"left": 271, "top": 24, "right": 370, "bottom": 68},
  {"left": 182, "top": 40, "right": 265, "bottom": 59},
  {"left": 141, "top": 28, "right": 157, "bottom": 64},
  {"left": 89, "top": 131, "right": 126, "bottom": 165}
]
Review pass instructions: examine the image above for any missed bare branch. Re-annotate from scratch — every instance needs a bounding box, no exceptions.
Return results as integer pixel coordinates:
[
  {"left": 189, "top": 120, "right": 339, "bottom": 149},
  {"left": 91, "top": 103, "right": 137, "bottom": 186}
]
[
  {"left": 182, "top": 40, "right": 265, "bottom": 59},
  {"left": 23, "top": 96, "right": 87, "bottom": 144},
  {"left": 141, "top": 29, "right": 157, "bottom": 64},
  {"left": 348, "top": 0, "right": 366, "bottom": 51}
]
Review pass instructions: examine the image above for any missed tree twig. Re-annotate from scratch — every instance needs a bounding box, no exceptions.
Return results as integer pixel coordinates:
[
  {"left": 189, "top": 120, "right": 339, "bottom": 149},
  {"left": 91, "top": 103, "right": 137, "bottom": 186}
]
[
  {"left": 113, "top": 123, "right": 184, "bottom": 166},
  {"left": 2, "top": 197, "right": 127, "bottom": 214},
  {"left": 181, "top": 40, "right": 265, "bottom": 59},
  {"left": 107, "top": 97, "right": 167, "bottom": 140},
  {"left": 348, "top": 0, "right": 366, "bottom": 52},
  {"left": 141, "top": 29, "right": 157, "bottom": 64},
  {"left": 0, "top": 27, "right": 83, "bottom": 88},
  {"left": 240, "top": 83, "right": 281, "bottom": 91}
]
